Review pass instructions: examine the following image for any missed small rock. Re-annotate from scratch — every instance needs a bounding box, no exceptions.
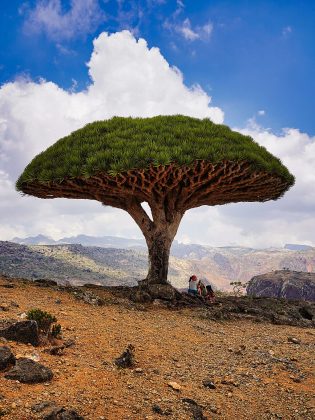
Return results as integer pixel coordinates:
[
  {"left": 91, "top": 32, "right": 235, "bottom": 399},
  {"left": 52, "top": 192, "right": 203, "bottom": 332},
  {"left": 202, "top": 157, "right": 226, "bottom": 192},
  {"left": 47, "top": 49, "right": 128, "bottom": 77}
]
[
  {"left": 0, "top": 304, "right": 9, "bottom": 312},
  {"left": 45, "top": 345, "right": 65, "bottom": 356},
  {"left": 152, "top": 405, "right": 163, "bottom": 414},
  {"left": 168, "top": 381, "right": 182, "bottom": 391},
  {"left": 114, "top": 344, "right": 135, "bottom": 368},
  {"left": 202, "top": 379, "right": 216, "bottom": 389},
  {"left": 63, "top": 339, "right": 75, "bottom": 348},
  {"left": 288, "top": 337, "right": 301, "bottom": 345},
  {"left": 134, "top": 368, "right": 143, "bottom": 374},
  {"left": 221, "top": 377, "right": 239, "bottom": 387},
  {"left": 152, "top": 404, "right": 172, "bottom": 416},
  {"left": 0, "top": 346, "right": 16, "bottom": 371},
  {"left": 55, "top": 299, "right": 62, "bottom": 305},
  {"left": 31, "top": 401, "right": 57, "bottom": 413},
  {"left": 5, "top": 358, "right": 53, "bottom": 383},
  {"left": 43, "top": 407, "right": 84, "bottom": 419},
  {"left": 182, "top": 398, "right": 206, "bottom": 420}
]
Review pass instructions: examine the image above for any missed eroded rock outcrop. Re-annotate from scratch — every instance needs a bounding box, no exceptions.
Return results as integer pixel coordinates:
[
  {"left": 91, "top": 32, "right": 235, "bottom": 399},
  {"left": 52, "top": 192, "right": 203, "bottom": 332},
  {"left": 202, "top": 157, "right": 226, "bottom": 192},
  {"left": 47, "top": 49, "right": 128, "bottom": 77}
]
[
  {"left": 247, "top": 270, "right": 315, "bottom": 301},
  {"left": 0, "top": 320, "right": 39, "bottom": 346}
]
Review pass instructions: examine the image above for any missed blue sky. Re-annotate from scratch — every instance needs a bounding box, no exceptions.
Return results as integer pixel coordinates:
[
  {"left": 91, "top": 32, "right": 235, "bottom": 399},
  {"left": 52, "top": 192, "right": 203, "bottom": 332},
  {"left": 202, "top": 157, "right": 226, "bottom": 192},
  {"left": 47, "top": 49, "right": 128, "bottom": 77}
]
[
  {"left": 1, "top": 0, "right": 314, "bottom": 134},
  {"left": 1, "top": 0, "right": 315, "bottom": 247}
]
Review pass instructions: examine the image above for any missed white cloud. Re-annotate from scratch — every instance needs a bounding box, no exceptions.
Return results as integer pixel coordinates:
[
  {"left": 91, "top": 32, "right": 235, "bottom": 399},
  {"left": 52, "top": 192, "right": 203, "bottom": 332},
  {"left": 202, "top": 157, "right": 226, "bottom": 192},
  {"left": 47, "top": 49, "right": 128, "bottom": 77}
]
[
  {"left": 0, "top": 30, "right": 223, "bottom": 241},
  {"left": 177, "top": 18, "right": 200, "bottom": 41},
  {"left": 23, "top": 0, "right": 105, "bottom": 41},
  {"left": 166, "top": 18, "right": 213, "bottom": 42},
  {"left": 258, "top": 110, "right": 265, "bottom": 116}
]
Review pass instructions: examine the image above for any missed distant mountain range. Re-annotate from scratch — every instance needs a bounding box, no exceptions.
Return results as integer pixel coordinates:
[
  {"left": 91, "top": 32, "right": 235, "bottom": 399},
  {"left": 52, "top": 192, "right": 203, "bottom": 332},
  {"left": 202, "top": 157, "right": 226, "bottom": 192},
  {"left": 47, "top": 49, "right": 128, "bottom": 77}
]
[
  {"left": 11, "top": 234, "right": 146, "bottom": 249},
  {"left": 11, "top": 234, "right": 313, "bottom": 253},
  {"left": 1, "top": 236, "right": 314, "bottom": 290}
]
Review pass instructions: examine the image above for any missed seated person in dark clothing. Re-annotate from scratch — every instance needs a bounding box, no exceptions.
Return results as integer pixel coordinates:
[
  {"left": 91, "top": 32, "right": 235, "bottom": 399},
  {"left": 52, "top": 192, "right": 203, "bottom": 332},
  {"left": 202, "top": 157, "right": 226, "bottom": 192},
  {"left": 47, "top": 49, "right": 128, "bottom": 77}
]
[{"left": 206, "top": 284, "right": 216, "bottom": 303}]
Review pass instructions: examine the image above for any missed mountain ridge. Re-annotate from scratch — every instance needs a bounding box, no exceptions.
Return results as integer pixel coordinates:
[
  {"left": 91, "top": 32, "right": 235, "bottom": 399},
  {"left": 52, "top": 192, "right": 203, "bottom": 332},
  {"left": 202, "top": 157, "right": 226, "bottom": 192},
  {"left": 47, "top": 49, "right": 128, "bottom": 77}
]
[{"left": 2, "top": 239, "right": 315, "bottom": 290}]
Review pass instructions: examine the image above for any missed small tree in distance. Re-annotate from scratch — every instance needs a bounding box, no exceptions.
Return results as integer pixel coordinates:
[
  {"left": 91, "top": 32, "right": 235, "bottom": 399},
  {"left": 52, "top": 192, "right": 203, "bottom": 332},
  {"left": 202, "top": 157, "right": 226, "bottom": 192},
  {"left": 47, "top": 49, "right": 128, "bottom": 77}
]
[{"left": 17, "top": 116, "right": 294, "bottom": 295}]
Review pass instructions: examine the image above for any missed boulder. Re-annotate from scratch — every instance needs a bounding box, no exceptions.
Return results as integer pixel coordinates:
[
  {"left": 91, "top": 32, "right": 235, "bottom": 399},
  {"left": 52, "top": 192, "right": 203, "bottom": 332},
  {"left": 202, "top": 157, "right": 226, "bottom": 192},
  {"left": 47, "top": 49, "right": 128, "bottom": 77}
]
[
  {"left": 4, "top": 358, "right": 53, "bottom": 383},
  {"left": 247, "top": 270, "right": 315, "bottom": 301},
  {"left": 0, "top": 320, "right": 39, "bottom": 346},
  {"left": 0, "top": 346, "right": 15, "bottom": 371}
]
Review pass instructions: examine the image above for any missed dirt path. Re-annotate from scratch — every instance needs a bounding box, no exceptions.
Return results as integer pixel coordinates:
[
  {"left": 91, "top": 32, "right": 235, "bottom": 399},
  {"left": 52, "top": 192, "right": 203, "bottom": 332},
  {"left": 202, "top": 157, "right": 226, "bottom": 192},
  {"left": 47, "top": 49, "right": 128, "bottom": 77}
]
[{"left": 0, "top": 277, "right": 314, "bottom": 419}]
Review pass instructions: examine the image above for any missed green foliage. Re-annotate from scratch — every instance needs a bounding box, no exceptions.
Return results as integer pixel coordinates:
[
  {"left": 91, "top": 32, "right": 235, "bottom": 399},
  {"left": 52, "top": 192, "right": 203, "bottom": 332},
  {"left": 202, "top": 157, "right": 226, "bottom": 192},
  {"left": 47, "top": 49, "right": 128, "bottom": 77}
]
[
  {"left": 16, "top": 115, "right": 294, "bottom": 190},
  {"left": 51, "top": 323, "right": 62, "bottom": 338},
  {"left": 27, "top": 308, "right": 58, "bottom": 335}
]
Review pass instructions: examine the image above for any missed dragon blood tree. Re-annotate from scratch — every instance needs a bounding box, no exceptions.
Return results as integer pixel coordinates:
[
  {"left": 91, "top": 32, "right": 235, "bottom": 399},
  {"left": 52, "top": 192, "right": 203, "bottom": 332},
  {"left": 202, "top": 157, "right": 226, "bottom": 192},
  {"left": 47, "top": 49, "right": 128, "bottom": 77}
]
[{"left": 17, "top": 115, "right": 294, "bottom": 291}]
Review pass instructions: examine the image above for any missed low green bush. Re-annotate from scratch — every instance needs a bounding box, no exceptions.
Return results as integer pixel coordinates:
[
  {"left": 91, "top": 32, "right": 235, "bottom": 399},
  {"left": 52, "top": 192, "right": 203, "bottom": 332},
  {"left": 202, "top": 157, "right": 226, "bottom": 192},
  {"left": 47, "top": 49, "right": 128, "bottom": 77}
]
[{"left": 26, "top": 308, "right": 61, "bottom": 337}]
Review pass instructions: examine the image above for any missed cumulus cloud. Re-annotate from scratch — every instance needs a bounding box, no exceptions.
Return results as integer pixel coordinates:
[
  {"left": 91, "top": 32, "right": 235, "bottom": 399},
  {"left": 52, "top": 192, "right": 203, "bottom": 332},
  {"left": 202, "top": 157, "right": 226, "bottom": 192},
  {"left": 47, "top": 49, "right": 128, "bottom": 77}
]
[
  {"left": 0, "top": 30, "right": 223, "bottom": 240},
  {"left": 23, "top": 0, "right": 105, "bottom": 41}
]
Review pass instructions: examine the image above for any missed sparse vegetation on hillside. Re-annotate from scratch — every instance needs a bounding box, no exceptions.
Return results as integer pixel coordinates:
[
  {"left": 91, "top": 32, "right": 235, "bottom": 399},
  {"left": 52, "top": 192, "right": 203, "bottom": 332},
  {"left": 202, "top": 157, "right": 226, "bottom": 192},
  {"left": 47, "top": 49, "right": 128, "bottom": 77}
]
[{"left": 27, "top": 308, "right": 61, "bottom": 338}]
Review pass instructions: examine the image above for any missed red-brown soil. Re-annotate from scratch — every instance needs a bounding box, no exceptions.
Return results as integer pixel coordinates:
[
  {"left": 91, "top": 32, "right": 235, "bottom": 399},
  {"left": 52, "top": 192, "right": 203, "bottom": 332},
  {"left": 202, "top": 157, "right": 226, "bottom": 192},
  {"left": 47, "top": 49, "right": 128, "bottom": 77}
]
[{"left": 0, "top": 276, "right": 314, "bottom": 419}]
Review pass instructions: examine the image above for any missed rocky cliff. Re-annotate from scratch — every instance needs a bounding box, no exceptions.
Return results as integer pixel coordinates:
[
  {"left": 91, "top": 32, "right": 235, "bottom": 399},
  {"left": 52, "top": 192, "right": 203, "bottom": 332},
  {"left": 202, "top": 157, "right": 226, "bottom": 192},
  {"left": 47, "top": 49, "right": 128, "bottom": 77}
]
[{"left": 247, "top": 270, "right": 315, "bottom": 301}]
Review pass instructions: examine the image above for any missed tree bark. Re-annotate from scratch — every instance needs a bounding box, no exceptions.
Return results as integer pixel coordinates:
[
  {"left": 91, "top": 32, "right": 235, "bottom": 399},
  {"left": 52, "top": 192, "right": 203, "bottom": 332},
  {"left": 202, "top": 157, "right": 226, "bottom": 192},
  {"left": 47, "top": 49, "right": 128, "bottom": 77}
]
[
  {"left": 126, "top": 198, "right": 183, "bottom": 285},
  {"left": 146, "top": 230, "right": 172, "bottom": 285}
]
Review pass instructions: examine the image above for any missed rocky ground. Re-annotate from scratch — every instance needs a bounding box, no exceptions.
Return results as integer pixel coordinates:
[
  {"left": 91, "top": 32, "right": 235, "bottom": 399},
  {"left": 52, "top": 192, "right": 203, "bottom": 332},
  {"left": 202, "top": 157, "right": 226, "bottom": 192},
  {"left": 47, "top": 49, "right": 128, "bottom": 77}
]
[{"left": 0, "top": 275, "right": 314, "bottom": 420}]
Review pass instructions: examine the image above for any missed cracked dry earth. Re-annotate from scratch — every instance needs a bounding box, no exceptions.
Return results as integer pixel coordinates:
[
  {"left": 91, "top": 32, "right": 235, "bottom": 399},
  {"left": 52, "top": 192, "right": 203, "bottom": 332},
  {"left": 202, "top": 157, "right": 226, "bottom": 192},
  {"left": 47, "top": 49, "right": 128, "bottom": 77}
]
[{"left": 0, "top": 277, "right": 314, "bottom": 420}]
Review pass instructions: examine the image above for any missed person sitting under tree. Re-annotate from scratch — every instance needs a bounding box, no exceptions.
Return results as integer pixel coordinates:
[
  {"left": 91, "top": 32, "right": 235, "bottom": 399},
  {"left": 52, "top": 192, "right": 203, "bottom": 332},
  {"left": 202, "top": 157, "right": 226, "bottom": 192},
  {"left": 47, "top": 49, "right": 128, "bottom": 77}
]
[
  {"left": 188, "top": 275, "right": 198, "bottom": 295},
  {"left": 206, "top": 284, "right": 216, "bottom": 303},
  {"left": 197, "top": 279, "right": 207, "bottom": 297}
]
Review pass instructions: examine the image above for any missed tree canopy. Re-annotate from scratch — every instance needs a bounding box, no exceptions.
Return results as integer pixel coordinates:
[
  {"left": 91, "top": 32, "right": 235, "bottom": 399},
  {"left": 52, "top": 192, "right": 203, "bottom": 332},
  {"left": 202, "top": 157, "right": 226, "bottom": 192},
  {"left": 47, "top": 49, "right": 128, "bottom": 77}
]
[{"left": 17, "top": 115, "right": 294, "bottom": 190}]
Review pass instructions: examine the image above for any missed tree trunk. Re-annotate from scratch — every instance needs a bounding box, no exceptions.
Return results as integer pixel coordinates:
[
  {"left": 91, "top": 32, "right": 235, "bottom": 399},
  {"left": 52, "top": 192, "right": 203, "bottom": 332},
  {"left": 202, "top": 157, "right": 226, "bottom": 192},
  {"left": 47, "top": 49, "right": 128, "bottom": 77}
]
[
  {"left": 146, "top": 230, "right": 172, "bottom": 285},
  {"left": 126, "top": 198, "right": 183, "bottom": 286}
]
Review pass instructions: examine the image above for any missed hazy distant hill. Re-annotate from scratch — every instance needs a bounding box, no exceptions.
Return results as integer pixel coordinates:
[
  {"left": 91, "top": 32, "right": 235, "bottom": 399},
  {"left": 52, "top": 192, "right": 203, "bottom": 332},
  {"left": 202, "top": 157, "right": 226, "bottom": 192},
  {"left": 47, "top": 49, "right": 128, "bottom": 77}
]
[
  {"left": 12, "top": 234, "right": 146, "bottom": 249},
  {"left": 0, "top": 241, "right": 194, "bottom": 288},
  {"left": 284, "top": 243, "right": 314, "bottom": 251},
  {"left": 3, "top": 237, "right": 315, "bottom": 290}
]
